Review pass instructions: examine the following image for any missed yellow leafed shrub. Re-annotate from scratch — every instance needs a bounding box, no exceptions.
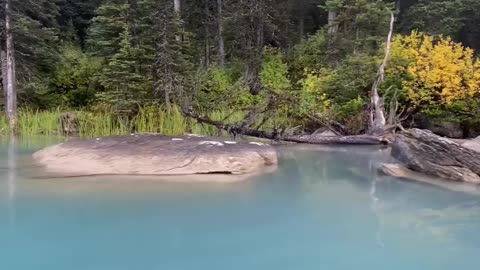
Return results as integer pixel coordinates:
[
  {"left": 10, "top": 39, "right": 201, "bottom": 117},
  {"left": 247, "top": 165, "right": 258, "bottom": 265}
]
[{"left": 388, "top": 31, "right": 480, "bottom": 107}]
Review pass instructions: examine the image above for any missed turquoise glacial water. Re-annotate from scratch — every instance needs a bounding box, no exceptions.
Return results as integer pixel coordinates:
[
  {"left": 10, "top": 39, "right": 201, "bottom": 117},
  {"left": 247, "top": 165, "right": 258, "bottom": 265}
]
[{"left": 1, "top": 138, "right": 480, "bottom": 270}]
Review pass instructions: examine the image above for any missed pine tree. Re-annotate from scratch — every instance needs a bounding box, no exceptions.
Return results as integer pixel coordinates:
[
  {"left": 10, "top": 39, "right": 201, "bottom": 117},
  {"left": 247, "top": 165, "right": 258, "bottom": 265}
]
[
  {"left": 88, "top": 0, "right": 130, "bottom": 58},
  {"left": 0, "top": 0, "right": 61, "bottom": 99},
  {"left": 58, "top": 0, "right": 101, "bottom": 46},
  {"left": 152, "top": 0, "right": 188, "bottom": 108},
  {"left": 98, "top": 27, "right": 150, "bottom": 113},
  {"left": 88, "top": 0, "right": 157, "bottom": 111}
]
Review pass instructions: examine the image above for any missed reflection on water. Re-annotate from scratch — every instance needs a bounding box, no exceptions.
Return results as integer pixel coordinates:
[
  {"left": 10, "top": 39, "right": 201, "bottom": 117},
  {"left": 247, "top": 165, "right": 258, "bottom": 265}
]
[
  {"left": 0, "top": 139, "right": 480, "bottom": 270},
  {"left": 6, "top": 135, "right": 16, "bottom": 231}
]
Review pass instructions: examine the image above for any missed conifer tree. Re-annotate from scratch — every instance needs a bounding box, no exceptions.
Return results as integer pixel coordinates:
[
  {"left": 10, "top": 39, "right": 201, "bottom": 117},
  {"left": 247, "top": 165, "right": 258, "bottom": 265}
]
[
  {"left": 98, "top": 27, "right": 150, "bottom": 113},
  {"left": 0, "top": 0, "right": 60, "bottom": 96},
  {"left": 152, "top": 0, "right": 187, "bottom": 108}
]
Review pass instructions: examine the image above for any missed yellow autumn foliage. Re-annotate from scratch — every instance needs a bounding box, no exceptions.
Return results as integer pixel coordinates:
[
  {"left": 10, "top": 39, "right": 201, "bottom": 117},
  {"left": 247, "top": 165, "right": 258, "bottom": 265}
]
[{"left": 389, "top": 31, "right": 480, "bottom": 106}]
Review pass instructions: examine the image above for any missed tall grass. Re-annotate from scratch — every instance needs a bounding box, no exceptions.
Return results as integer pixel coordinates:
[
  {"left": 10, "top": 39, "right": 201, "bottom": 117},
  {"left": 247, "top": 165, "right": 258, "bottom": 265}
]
[
  {"left": 0, "top": 105, "right": 255, "bottom": 138},
  {"left": 0, "top": 108, "right": 64, "bottom": 136}
]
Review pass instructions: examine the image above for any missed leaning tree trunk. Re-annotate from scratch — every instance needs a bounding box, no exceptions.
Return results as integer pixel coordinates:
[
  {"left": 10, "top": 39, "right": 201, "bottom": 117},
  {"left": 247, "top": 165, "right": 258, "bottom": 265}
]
[
  {"left": 368, "top": 12, "right": 394, "bottom": 136},
  {"left": 5, "top": 0, "right": 17, "bottom": 132},
  {"left": 391, "top": 129, "right": 480, "bottom": 184}
]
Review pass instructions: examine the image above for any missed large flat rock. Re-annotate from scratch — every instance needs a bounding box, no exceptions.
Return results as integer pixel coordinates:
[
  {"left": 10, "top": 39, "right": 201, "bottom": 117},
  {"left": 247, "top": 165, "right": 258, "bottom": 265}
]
[{"left": 33, "top": 134, "right": 278, "bottom": 177}]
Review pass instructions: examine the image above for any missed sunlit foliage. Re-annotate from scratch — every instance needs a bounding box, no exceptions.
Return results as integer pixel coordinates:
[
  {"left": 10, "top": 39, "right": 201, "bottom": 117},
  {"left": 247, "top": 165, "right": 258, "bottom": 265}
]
[{"left": 389, "top": 32, "right": 480, "bottom": 107}]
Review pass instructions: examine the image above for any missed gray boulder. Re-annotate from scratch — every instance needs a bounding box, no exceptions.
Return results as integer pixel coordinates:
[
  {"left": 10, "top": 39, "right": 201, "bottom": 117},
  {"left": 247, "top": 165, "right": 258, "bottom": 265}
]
[
  {"left": 391, "top": 129, "right": 480, "bottom": 183},
  {"left": 33, "top": 134, "right": 278, "bottom": 178},
  {"left": 313, "top": 127, "right": 339, "bottom": 137},
  {"left": 414, "top": 115, "right": 464, "bottom": 138},
  {"left": 462, "top": 136, "right": 480, "bottom": 153}
]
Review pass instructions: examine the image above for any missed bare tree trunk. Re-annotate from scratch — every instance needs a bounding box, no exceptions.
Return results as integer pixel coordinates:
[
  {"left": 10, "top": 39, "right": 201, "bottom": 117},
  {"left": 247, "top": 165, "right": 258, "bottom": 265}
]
[
  {"left": 174, "top": 0, "right": 181, "bottom": 42},
  {"left": 327, "top": 10, "right": 338, "bottom": 34},
  {"left": 216, "top": 0, "right": 225, "bottom": 67},
  {"left": 327, "top": 8, "right": 338, "bottom": 54},
  {"left": 247, "top": 0, "right": 264, "bottom": 95},
  {"left": 5, "top": 0, "right": 17, "bottom": 132},
  {"left": 204, "top": 0, "right": 211, "bottom": 67},
  {"left": 298, "top": 0, "right": 305, "bottom": 40},
  {"left": 1, "top": 50, "right": 7, "bottom": 99},
  {"left": 368, "top": 12, "right": 394, "bottom": 136}
]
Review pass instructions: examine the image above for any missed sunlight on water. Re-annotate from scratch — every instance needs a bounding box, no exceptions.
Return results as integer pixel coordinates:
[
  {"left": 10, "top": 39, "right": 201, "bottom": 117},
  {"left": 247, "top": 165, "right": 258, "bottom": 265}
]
[{"left": 0, "top": 138, "right": 480, "bottom": 270}]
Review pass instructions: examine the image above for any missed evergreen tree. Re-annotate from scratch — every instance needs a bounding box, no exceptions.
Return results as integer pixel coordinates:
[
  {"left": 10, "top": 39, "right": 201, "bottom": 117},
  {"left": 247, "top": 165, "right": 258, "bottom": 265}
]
[
  {"left": 152, "top": 0, "right": 191, "bottom": 108},
  {"left": 0, "top": 0, "right": 61, "bottom": 102},
  {"left": 58, "top": 0, "right": 101, "bottom": 46},
  {"left": 88, "top": 0, "right": 130, "bottom": 58},
  {"left": 400, "top": 0, "right": 480, "bottom": 51},
  {"left": 98, "top": 27, "right": 150, "bottom": 113}
]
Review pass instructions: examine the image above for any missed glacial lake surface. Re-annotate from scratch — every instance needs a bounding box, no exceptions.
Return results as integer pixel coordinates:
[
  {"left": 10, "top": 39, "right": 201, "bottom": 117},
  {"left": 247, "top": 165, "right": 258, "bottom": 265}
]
[{"left": 1, "top": 138, "right": 480, "bottom": 270}]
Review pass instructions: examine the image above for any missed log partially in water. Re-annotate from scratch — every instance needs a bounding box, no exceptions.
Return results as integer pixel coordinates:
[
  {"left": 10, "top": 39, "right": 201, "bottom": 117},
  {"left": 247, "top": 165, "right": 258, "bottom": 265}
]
[
  {"left": 283, "top": 134, "right": 387, "bottom": 145},
  {"left": 391, "top": 129, "right": 480, "bottom": 184},
  {"left": 183, "top": 110, "right": 388, "bottom": 145}
]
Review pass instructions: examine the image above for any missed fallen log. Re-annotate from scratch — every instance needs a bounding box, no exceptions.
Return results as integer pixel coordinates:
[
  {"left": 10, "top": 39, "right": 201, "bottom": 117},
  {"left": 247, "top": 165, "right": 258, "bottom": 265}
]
[
  {"left": 183, "top": 111, "right": 276, "bottom": 139},
  {"left": 183, "top": 110, "right": 388, "bottom": 145},
  {"left": 391, "top": 129, "right": 480, "bottom": 184},
  {"left": 283, "top": 134, "right": 387, "bottom": 145}
]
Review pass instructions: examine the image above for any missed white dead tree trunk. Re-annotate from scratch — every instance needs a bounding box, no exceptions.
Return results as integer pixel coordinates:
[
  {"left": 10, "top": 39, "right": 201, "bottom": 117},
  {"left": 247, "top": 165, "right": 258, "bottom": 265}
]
[
  {"left": 5, "top": 0, "right": 17, "bottom": 132},
  {"left": 174, "top": 0, "right": 182, "bottom": 42},
  {"left": 1, "top": 50, "right": 7, "bottom": 98},
  {"left": 368, "top": 12, "right": 394, "bottom": 136},
  {"left": 327, "top": 10, "right": 338, "bottom": 34}
]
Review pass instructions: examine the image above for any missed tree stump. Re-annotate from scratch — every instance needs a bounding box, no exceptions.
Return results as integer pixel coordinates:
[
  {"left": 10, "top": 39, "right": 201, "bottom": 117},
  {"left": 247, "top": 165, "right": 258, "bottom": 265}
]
[{"left": 60, "top": 112, "right": 79, "bottom": 136}]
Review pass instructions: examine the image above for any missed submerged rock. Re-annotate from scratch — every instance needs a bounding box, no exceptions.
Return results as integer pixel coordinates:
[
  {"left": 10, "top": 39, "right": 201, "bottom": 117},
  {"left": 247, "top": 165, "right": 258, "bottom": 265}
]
[
  {"left": 33, "top": 134, "right": 278, "bottom": 177},
  {"left": 380, "top": 164, "right": 480, "bottom": 195}
]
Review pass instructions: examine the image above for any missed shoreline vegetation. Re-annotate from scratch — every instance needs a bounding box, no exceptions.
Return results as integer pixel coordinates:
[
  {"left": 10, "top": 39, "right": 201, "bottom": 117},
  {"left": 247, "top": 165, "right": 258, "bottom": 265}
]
[
  {"left": 0, "top": 106, "right": 259, "bottom": 138},
  {"left": 1, "top": 0, "right": 480, "bottom": 144}
]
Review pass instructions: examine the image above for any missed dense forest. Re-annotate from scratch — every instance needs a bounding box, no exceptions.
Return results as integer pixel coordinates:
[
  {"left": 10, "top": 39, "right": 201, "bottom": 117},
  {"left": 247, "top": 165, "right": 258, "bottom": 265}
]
[{"left": 1, "top": 0, "right": 480, "bottom": 138}]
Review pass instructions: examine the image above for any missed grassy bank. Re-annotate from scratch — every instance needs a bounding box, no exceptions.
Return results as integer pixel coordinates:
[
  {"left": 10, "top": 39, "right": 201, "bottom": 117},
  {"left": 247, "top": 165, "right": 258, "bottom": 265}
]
[{"left": 0, "top": 106, "right": 251, "bottom": 138}]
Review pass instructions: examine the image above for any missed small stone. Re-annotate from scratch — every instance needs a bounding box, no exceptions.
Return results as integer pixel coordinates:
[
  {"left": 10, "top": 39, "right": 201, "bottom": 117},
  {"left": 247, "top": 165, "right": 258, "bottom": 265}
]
[
  {"left": 249, "top": 142, "right": 264, "bottom": 146},
  {"left": 199, "top": 141, "right": 224, "bottom": 146}
]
